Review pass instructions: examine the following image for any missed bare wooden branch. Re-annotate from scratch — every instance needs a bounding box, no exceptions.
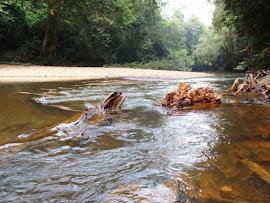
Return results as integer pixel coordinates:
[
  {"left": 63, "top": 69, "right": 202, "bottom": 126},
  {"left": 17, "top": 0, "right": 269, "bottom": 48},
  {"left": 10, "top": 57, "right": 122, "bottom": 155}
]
[
  {"left": 230, "top": 77, "right": 240, "bottom": 92},
  {"left": 230, "top": 70, "right": 270, "bottom": 99}
]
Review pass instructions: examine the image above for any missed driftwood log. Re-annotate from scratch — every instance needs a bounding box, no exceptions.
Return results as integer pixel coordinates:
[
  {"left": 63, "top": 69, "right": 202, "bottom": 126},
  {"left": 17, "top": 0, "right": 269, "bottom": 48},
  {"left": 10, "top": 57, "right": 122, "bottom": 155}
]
[
  {"left": 229, "top": 70, "right": 270, "bottom": 99},
  {"left": 0, "top": 92, "right": 126, "bottom": 154},
  {"left": 160, "top": 82, "right": 222, "bottom": 109},
  {"left": 78, "top": 91, "right": 125, "bottom": 124},
  {"left": 75, "top": 91, "right": 125, "bottom": 136},
  {"left": 240, "top": 158, "right": 270, "bottom": 185}
]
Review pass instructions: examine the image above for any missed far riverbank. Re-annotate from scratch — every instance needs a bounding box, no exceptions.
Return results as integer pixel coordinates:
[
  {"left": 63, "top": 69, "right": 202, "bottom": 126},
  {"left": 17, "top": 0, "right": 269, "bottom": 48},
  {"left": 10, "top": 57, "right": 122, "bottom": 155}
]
[{"left": 0, "top": 64, "right": 213, "bottom": 83}]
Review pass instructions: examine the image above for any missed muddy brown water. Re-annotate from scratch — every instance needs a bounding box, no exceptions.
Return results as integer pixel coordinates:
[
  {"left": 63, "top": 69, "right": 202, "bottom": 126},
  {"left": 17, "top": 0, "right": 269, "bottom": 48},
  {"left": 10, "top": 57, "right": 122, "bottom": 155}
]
[{"left": 0, "top": 76, "right": 269, "bottom": 202}]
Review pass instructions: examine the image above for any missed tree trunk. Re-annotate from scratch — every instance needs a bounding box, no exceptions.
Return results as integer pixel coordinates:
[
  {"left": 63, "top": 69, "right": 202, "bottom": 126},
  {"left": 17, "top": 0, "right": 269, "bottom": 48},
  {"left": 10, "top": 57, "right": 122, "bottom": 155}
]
[
  {"left": 40, "top": 0, "right": 51, "bottom": 56},
  {"left": 136, "top": 47, "right": 143, "bottom": 61},
  {"left": 113, "top": 43, "right": 126, "bottom": 59},
  {"left": 49, "top": 0, "right": 61, "bottom": 56}
]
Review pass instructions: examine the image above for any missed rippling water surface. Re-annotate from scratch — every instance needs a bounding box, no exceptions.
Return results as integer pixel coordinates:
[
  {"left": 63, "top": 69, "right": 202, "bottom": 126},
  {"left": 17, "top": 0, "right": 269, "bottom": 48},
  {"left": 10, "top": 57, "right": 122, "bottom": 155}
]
[{"left": 0, "top": 75, "right": 270, "bottom": 202}]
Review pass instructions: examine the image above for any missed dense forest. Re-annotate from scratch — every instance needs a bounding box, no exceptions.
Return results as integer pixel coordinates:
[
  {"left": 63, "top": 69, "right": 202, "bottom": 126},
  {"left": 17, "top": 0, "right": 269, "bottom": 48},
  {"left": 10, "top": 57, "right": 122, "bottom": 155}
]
[{"left": 0, "top": 0, "right": 269, "bottom": 71}]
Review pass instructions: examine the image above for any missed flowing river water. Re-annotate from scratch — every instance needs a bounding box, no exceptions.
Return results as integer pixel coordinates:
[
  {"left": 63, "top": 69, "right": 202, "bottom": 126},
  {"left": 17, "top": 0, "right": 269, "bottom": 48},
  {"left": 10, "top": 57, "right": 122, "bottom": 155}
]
[{"left": 0, "top": 75, "right": 270, "bottom": 202}]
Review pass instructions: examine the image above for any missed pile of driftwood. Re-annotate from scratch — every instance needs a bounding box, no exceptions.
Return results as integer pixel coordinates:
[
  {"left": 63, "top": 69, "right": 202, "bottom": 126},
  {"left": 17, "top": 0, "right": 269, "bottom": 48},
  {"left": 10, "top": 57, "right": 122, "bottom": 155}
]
[
  {"left": 229, "top": 70, "right": 270, "bottom": 99},
  {"left": 160, "top": 82, "right": 223, "bottom": 109}
]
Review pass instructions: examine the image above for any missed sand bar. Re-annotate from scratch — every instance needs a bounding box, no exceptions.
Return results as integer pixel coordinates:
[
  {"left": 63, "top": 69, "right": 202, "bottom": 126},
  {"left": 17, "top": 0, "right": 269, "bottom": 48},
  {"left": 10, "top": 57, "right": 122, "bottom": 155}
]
[{"left": 0, "top": 64, "right": 213, "bottom": 83}]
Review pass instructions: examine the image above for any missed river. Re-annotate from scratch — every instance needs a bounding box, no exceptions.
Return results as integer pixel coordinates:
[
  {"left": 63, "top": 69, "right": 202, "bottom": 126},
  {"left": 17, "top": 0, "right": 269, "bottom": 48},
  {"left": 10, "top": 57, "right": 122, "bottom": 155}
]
[{"left": 0, "top": 75, "right": 269, "bottom": 202}]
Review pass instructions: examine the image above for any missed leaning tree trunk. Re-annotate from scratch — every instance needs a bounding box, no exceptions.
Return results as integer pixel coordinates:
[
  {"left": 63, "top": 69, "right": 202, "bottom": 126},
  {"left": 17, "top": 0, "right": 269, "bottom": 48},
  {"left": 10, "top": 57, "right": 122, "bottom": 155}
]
[
  {"left": 40, "top": 0, "right": 51, "bottom": 56},
  {"left": 113, "top": 43, "right": 126, "bottom": 59}
]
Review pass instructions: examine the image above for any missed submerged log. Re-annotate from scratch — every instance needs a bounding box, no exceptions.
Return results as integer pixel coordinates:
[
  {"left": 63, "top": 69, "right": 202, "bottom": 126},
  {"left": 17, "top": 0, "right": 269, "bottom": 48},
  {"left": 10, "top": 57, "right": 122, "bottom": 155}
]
[
  {"left": 160, "top": 82, "right": 222, "bottom": 109},
  {"left": 240, "top": 159, "right": 270, "bottom": 185}
]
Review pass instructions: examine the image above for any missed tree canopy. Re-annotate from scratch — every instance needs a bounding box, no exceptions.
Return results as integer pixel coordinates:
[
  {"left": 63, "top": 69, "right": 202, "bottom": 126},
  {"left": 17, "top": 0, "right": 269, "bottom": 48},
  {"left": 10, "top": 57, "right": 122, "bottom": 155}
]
[
  {"left": 195, "top": 0, "right": 270, "bottom": 71},
  {"left": 0, "top": 0, "right": 269, "bottom": 71}
]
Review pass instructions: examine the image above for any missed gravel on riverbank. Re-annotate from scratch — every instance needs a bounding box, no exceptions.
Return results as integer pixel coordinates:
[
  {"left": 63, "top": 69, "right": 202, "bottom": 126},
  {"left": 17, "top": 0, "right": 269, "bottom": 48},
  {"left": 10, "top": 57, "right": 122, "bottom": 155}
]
[{"left": 0, "top": 64, "right": 213, "bottom": 83}]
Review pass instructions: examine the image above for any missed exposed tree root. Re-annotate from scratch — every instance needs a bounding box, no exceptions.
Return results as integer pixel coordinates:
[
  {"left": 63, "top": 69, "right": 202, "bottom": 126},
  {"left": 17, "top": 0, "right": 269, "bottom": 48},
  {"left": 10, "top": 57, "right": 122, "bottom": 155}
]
[
  {"left": 160, "top": 82, "right": 222, "bottom": 109},
  {"left": 229, "top": 70, "right": 270, "bottom": 99}
]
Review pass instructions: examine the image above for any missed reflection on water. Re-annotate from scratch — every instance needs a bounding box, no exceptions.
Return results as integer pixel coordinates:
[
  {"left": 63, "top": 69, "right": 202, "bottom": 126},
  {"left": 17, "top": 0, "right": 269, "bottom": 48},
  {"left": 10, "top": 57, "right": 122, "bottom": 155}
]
[{"left": 0, "top": 75, "right": 270, "bottom": 202}]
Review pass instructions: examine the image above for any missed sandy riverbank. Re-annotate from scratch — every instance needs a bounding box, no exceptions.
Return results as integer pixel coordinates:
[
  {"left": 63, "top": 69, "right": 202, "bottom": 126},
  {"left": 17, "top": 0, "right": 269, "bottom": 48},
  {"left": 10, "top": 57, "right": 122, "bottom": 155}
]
[{"left": 0, "top": 64, "right": 213, "bottom": 83}]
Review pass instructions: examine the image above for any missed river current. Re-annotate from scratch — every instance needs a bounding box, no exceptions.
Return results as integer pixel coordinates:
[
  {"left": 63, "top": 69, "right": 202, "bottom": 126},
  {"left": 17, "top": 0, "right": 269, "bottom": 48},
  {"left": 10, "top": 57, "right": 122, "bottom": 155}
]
[{"left": 0, "top": 75, "right": 269, "bottom": 202}]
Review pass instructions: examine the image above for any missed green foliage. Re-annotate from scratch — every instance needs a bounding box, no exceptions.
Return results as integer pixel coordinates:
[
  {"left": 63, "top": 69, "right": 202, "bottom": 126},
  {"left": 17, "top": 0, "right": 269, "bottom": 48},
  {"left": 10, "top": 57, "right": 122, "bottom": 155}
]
[
  {"left": 170, "top": 49, "right": 194, "bottom": 70},
  {"left": 183, "top": 16, "right": 204, "bottom": 55},
  {"left": 7, "top": 0, "right": 268, "bottom": 72},
  {"left": 192, "top": 0, "right": 270, "bottom": 72},
  {"left": 0, "top": 1, "right": 28, "bottom": 48},
  {"left": 0, "top": 0, "right": 206, "bottom": 70},
  {"left": 212, "top": 0, "right": 270, "bottom": 70},
  {"left": 113, "top": 58, "right": 192, "bottom": 71},
  {"left": 193, "top": 26, "right": 245, "bottom": 71}
]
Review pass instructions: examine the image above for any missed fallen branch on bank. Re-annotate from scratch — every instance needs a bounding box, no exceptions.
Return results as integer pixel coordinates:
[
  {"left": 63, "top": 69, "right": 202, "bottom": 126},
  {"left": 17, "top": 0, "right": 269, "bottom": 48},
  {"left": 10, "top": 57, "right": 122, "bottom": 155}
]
[
  {"left": 229, "top": 70, "right": 270, "bottom": 99},
  {"left": 160, "top": 82, "right": 222, "bottom": 109}
]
